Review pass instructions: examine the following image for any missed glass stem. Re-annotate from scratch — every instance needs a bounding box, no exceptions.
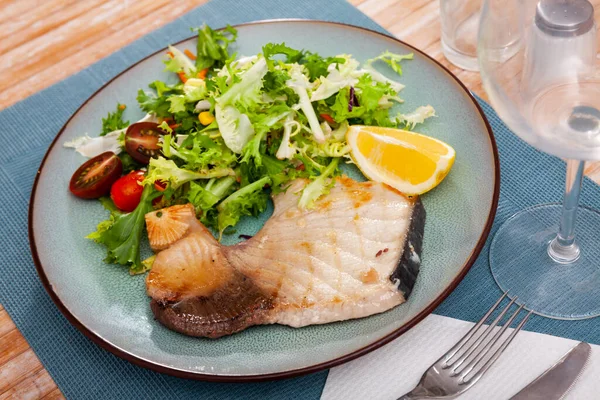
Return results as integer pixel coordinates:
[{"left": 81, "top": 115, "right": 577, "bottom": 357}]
[{"left": 548, "top": 160, "right": 585, "bottom": 264}]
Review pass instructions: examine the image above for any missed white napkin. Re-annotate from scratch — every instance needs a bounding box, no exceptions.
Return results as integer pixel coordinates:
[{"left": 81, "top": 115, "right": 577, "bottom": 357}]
[{"left": 322, "top": 314, "right": 600, "bottom": 400}]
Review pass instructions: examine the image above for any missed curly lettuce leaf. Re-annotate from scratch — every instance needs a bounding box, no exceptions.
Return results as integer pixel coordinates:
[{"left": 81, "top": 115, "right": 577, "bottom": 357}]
[
  {"left": 215, "top": 104, "right": 255, "bottom": 154},
  {"left": 188, "top": 176, "right": 237, "bottom": 210},
  {"left": 286, "top": 63, "right": 325, "bottom": 143},
  {"left": 195, "top": 24, "right": 238, "bottom": 71},
  {"left": 263, "top": 69, "right": 299, "bottom": 106},
  {"left": 165, "top": 131, "right": 237, "bottom": 171},
  {"left": 299, "top": 51, "right": 346, "bottom": 81},
  {"left": 276, "top": 114, "right": 299, "bottom": 160},
  {"left": 366, "top": 51, "right": 414, "bottom": 76},
  {"left": 164, "top": 45, "right": 196, "bottom": 75},
  {"left": 152, "top": 80, "right": 176, "bottom": 97},
  {"left": 262, "top": 42, "right": 303, "bottom": 68},
  {"left": 137, "top": 89, "right": 171, "bottom": 117},
  {"left": 101, "top": 103, "right": 129, "bottom": 136},
  {"left": 297, "top": 157, "right": 340, "bottom": 209},
  {"left": 240, "top": 105, "right": 292, "bottom": 166},
  {"left": 167, "top": 95, "right": 187, "bottom": 114},
  {"left": 394, "top": 105, "right": 436, "bottom": 129},
  {"left": 218, "top": 57, "right": 268, "bottom": 107},
  {"left": 187, "top": 176, "right": 237, "bottom": 228},
  {"left": 143, "top": 157, "right": 235, "bottom": 189},
  {"left": 217, "top": 176, "right": 271, "bottom": 236},
  {"left": 310, "top": 55, "right": 359, "bottom": 102}
]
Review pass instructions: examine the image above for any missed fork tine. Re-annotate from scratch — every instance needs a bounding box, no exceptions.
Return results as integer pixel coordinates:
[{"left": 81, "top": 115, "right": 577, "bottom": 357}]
[
  {"left": 459, "top": 306, "right": 531, "bottom": 381},
  {"left": 443, "top": 292, "right": 508, "bottom": 364},
  {"left": 465, "top": 310, "right": 533, "bottom": 385},
  {"left": 448, "top": 296, "right": 517, "bottom": 370}
]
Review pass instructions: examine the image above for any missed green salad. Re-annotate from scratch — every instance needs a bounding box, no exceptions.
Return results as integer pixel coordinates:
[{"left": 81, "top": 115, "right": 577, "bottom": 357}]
[{"left": 66, "top": 24, "right": 435, "bottom": 274}]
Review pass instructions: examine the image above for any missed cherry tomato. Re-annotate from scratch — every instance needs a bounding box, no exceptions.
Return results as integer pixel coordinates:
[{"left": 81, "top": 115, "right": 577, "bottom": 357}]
[
  {"left": 110, "top": 170, "right": 145, "bottom": 212},
  {"left": 69, "top": 152, "right": 122, "bottom": 199},
  {"left": 124, "top": 122, "right": 165, "bottom": 164}
]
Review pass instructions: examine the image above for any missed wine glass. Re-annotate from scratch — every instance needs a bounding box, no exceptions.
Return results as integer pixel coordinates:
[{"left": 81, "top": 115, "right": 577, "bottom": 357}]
[{"left": 478, "top": 0, "right": 600, "bottom": 319}]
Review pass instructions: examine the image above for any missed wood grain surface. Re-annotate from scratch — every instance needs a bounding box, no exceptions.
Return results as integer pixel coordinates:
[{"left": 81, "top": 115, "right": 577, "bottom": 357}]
[{"left": 0, "top": 0, "right": 594, "bottom": 398}]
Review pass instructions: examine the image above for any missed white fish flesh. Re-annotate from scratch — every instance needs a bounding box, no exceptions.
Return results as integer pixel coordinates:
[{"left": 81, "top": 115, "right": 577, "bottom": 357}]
[{"left": 145, "top": 176, "right": 425, "bottom": 338}]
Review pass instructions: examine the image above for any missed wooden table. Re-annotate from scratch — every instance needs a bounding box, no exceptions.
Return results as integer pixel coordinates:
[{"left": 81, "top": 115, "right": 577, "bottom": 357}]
[{"left": 0, "top": 0, "right": 596, "bottom": 398}]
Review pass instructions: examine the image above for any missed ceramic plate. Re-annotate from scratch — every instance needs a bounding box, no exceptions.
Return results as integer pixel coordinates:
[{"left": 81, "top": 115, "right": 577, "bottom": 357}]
[{"left": 29, "top": 20, "right": 499, "bottom": 381}]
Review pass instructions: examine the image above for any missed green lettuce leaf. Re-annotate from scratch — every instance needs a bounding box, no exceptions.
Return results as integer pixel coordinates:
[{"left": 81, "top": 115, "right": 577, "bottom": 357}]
[
  {"left": 143, "top": 157, "right": 235, "bottom": 189},
  {"left": 87, "top": 186, "right": 155, "bottom": 274},
  {"left": 164, "top": 45, "right": 196, "bottom": 75},
  {"left": 217, "top": 176, "right": 271, "bottom": 236},
  {"left": 298, "top": 157, "right": 340, "bottom": 209},
  {"left": 167, "top": 95, "right": 187, "bottom": 114},
  {"left": 187, "top": 176, "right": 237, "bottom": 228},
  {"left": 367, "top": 51, "right": 414, "bottom": 76},
  {"left": 394, "top": 105, "right": 436, "bottom": 129},
  {"left": 299, "top": 51, "right": 346, "bottom": 81},
  {"left": 262, "top": 42, "right": 302, "bottom": 68},
  {"left": 137, "top": 89, "right": 171, "bottom": 117},
  {"left": 195, "top": 24, "right": 238, "bottom": 70},
  {"left": 166, "top": 131, "right": 237, "bottom": 171},
  {"left": 100, "top": 103, "right": 129, "bottom": 136}
]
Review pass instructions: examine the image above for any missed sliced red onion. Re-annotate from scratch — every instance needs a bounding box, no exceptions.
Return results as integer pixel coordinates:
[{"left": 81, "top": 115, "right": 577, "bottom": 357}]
[{"left": 348, "top": 86, "right": 355, "bottom": 112}]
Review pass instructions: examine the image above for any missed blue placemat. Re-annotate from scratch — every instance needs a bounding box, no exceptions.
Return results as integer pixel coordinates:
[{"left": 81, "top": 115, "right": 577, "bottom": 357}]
[{"left": 2, "top": 0, "right": 600, "bottom": 398}]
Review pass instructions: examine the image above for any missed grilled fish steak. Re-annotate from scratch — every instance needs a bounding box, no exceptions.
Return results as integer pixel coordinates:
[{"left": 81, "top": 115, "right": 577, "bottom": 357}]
[{"left": 146, "top": 177, "right": 425, "bottom": 338}]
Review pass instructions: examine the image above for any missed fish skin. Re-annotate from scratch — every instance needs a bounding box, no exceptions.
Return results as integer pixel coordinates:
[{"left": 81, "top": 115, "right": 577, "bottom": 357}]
[
  {"left": 150, "top": 271, "right": 274, "bottom": 338},
  {"left": 146, "top": 176, "right": 425, "bottom": 337},
  {"left": 390, "top": 198, "right": 425, "bottom": 298}
]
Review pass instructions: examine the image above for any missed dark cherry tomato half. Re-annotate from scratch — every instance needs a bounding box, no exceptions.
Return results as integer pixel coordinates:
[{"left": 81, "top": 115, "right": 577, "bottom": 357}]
[
  {"left": 69, "top": 152, "right": 123, "bottom": 199},
  {"left": 124, "top": 122, "right": 165, "bottom": 164},
  {"left": 110, "top": 170, "right": 145, "bottom": 212}
]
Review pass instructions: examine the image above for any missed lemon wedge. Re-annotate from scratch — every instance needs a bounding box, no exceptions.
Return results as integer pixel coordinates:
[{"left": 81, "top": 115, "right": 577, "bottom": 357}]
[{"left": 347, "top": 125, "right": 455, "bottom": 195}]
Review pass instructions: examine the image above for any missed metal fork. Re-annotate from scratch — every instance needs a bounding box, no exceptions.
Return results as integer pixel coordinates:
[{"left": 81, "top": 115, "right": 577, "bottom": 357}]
[{"left": 397, "top": 293, "right": 532, "bottom": 400}]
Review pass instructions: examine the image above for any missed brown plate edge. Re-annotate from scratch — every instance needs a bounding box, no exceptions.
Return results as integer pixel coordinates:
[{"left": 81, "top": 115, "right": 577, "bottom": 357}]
[{"left": 28, "top": 18, "right": 500, "bottom": 383}]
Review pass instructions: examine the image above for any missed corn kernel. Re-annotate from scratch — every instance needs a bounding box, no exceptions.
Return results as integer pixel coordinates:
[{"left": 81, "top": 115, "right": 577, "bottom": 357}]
[{"left": 199, "top": 111, "right": 215, "bottom": 125}]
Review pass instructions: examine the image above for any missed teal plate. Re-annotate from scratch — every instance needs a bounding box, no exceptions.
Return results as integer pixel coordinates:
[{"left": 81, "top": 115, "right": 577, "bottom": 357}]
[{"left": 29, "top": 20, "right": 499, "bottom": 381}]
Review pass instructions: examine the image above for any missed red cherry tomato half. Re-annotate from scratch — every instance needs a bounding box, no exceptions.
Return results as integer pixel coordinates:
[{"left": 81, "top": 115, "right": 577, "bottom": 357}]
[
  {"left": 69, "top": 152, "right": 123, "bottom": 199},
  {"left": 124, "top": 122, "right": 165, "bottom": 164},
  {"left": 110, "top": 170, "right": 145, "bottom": 212}
]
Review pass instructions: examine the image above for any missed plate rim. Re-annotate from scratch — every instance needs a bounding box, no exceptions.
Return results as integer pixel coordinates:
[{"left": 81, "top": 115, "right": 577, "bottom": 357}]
[{"left": 28, "top": 18, "right": 500, "bottom": 382}]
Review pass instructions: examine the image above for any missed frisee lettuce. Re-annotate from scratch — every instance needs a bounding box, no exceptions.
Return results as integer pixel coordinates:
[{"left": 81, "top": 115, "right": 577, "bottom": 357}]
[
  {"left": 195, "top": 24, "right": 238, "bottom": 71},
  {"left": 217, "top": 176, "right": 271, "bottom": 236},
  {"left": 164, "top": 45, "right": 196, "bottom": 75},
  {"left": 100, "top": 103, "right": 129, "bottom": 136},
  {"left": 366, "top": 51, "right": 414, "bottom": 76},
  {"left": 143, "top": 157, "right": 235, "bottom": 189},
  {"left": 77, "top": 24, "right": 438, "bottom": 274},
  {"left": 297, "top": 158, "right": 340, "bottom": 209}
]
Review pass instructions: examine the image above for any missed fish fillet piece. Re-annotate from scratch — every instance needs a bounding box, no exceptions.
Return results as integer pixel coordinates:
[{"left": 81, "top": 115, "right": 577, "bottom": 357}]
[{"left": 146, "top": 176, "right": 425, "bottom": 338}]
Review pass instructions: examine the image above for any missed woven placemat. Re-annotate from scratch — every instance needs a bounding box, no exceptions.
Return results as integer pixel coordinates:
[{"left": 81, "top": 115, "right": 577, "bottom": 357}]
[{"left": 2, "top": 0, "right": 600, "bottom": 398}]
